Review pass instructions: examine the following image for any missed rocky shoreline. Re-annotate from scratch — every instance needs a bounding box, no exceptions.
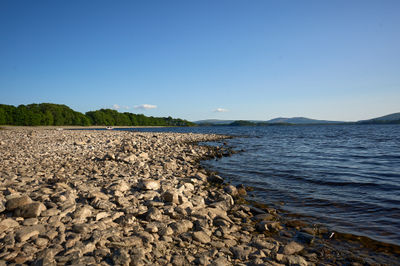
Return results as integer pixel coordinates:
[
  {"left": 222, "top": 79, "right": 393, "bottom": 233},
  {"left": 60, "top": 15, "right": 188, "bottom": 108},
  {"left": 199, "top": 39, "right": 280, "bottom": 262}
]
[{"left": 0, "top": 128, "right": 398, "bottom": 265}]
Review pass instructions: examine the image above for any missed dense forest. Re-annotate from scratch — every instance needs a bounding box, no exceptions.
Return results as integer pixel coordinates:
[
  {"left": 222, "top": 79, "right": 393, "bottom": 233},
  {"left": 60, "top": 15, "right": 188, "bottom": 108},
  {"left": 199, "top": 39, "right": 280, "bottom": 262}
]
[{"left": 0, "top": 103, "right": 195, "bottom": 127}]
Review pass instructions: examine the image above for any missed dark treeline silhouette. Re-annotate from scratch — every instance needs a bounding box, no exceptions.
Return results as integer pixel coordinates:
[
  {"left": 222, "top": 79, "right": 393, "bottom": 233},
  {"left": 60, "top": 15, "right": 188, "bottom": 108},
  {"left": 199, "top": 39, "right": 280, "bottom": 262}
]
[{"left": 0, "top": 103, "right": 194, "bottom": 127}]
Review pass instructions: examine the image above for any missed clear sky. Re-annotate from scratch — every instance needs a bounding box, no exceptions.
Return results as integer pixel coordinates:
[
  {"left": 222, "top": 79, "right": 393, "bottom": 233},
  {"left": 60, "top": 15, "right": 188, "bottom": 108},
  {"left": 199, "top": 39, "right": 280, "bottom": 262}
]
[{"left": 1, "top": 0, "right": 399, "bottom": 122}]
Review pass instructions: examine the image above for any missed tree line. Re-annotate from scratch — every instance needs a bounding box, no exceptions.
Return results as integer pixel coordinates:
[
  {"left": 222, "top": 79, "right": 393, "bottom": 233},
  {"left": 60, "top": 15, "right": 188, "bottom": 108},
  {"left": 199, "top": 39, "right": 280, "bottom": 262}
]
[{"left": 0, "top": 103, "right": 195, "bottom": 127}]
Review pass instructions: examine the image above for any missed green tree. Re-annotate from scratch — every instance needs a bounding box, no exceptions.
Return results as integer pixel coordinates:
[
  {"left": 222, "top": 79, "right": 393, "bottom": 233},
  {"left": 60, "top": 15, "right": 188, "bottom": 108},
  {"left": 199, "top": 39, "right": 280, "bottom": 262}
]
[{"left": 0, "top": 108, "right": 6, "bottom": 125}]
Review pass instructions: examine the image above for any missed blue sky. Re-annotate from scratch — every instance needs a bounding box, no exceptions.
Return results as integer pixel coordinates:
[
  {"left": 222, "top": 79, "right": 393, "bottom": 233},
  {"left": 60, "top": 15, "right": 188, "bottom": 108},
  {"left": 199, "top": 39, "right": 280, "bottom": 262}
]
[{"left": 1, "top": 0, "right": 399, "bottom": 121}]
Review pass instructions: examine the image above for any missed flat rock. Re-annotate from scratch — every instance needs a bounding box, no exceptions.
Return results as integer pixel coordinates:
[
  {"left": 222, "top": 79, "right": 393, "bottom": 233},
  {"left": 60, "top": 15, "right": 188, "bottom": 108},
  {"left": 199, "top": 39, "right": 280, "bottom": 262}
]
[
  {"left": 41, "top": 208, "right": 60, "bottom": 217},
  {"left": 0, "top": 218, "right": 20, "bottom": 232},
  {"left": 6, "top": 195, "right": 32, "bottom": 211},
  {"left": 210, "top": 257, "right": 229, "bottom": 266},
  {"left": 23, "top": 218, "right": 39, "bottom": 226},
  {"left": 170, "top": 220, "right": 193, "bottom": 234},
  {"left": 16, "top": 225, "right": 45, "bottom": 242},
  {"left": 14, "top": 202, "right": 46, "bottom": 218},
  {"left": 192, "top": 231, "right": 211, "bottom": 244},
  {"left": 96, "top": 212, "right": 110, "bottom": 221},
  {"left": 283, "top": 241, "right": 304, "bottom": 255},
  {"left": 283, "top": 255, "right": 308, "bottom": 266}
]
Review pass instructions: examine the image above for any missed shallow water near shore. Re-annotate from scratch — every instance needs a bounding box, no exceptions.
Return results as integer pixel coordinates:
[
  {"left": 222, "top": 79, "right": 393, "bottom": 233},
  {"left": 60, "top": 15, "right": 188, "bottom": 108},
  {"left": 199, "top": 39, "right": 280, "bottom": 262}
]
[{"left": 118, "top": 124, "right": 400, "bottom": 248}]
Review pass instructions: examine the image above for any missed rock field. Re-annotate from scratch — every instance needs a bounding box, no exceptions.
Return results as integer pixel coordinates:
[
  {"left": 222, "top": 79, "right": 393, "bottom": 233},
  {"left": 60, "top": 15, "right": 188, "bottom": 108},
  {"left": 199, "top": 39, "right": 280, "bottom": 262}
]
[{"left": 0, "top": 128, "right": 396, "bottom": 265}]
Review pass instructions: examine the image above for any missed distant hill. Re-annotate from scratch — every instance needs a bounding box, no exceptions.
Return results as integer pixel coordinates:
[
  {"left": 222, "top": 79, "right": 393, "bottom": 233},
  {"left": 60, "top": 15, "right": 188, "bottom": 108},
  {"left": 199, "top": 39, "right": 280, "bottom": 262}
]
[
  {"left": 195, "top": 117, "right": 343, "bottom": 126},
  {"left": 266, "top": 117, "right": 343, "bottom": 124},
  {"left": 367, "top": 112, "right": 400, "bottom": 121},
  {"left": 195, "top": 113, "right": 400, "bottom": 126},
  {"left": 358, "top": 112, "right": 400, "bottom": 124}
]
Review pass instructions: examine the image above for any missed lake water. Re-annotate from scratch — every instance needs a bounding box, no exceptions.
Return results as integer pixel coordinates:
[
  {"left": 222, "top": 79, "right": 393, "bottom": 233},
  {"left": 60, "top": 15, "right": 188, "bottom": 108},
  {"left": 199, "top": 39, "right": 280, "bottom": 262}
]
[{"left": 122, "top": 124, "right": 400, "bottom": 247}]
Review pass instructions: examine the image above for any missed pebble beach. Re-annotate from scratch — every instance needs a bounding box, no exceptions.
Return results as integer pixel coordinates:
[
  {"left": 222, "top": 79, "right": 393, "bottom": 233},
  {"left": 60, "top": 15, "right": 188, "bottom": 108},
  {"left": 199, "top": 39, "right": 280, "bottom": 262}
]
[{"left": 0, "top": 128, "right": 398, "bottom": 265}]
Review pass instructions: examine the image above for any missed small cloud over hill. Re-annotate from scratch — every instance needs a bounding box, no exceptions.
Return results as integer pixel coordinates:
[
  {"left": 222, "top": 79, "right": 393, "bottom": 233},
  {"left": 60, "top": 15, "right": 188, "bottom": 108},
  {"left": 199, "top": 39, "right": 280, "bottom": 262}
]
[
  {"left": 134, "top": 104, "right": 157, "bottom": 110},
  {"left": 214, "top": 108, "right": 228, "bottom": 112}
]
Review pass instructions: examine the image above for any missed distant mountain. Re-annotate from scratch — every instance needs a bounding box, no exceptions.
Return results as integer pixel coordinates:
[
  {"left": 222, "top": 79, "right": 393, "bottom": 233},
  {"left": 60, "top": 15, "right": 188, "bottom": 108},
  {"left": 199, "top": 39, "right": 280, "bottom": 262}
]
[
  {"left": 358, "top": 112, "right": 400, "bottom": 124},
  {"left": 266, "top": 117, "right": 343, "bottom": 124},
  {"left": 194, "top": 119, "right": 235, "bottom": 125},
  {"left": 367, "top": 112, "right": 400, "bottom": 121},
  {"left": 195, "top": 112, "right": 400, "bottom": 126}
]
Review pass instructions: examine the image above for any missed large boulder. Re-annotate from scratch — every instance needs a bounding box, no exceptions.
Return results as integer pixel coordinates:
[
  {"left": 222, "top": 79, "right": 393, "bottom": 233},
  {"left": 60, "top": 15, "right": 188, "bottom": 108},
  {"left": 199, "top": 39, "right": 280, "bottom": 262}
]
[
  {"left": 6, "top": 195, "right": 32, "bottom": 211},
  {"left": 14, "top": 202, "right": 46, "bottom": 218}
]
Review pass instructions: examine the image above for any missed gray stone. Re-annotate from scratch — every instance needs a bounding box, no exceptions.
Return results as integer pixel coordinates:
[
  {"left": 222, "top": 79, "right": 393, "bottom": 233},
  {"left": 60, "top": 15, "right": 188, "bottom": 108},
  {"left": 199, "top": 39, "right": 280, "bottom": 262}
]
[
  {"left": 253, "top": 213, "right": 275, "bottom": 221},
  {"left": 14, "top": 202, "right": 46, "bottom": 218},
  {"left": 193, "top": 230, "right": 211, "bottom": 244},
  {"left": 159, "top": 226, "right": 173, "bottom": 236},
  {"left": 40, "top": 208, "right": 60, "bottom": 217},
  {"left": 230, "top": 245, "right": 253, "bottom": 260},
  {"left": 207, "top": 174, "right": 224, "bottom": 184},
  {"left": 224, "top": 185, "right": 238, "bottom": 196},
  {"left": 195, "top": 172, "right": 208, "bottom": 182},
  {"left": 171, "top": 254, "right": 187, "bottom": 266},
  {"left": 16, "top": 225, "right": 45, "bottom": 242},
  {"left": 145, "top": 223, "right": 158, "bottom": 233},
  {"left": 0, "top": 218, "right": 19, "bottom": 232},
  {"left": 122, "top": 154, "right": 137, "bottom": 163},
  {"left": 73, "top": 205, "right": 92, "bottom": 222},
  {"left": 283, "top": 255, "right": 308, "bottom": 266},
  {"left": 251, "top": 239, "right": 277, "bottom": 250},
  {"left": 72, "top": 223, "right": 89, "bottom": 234},
  {"left": 96, "top": 212, "right": 110, "bottom": 221},
  {"left": 162, "top": 191, "right": 180, "bottom": 204},
  {"left": 111, "top": 180, "right": 130, "bottom": 193},
  {"left": 35, "top": 237, "right": 49, "bottom": 247},
  {"left": 146, "top": 207, "right": 162, "bottom": 221},
  {"left": 113, "top": 249, "right": 131, "bottom": 266},
  {"left": 5, "top": 195, "right": 32, "bottom": 211},
  {"left": 138, "top": 152, "right": 149, "bottom": 159},
  {"left": 195, "top": 254, "right": 211, "bottom": 265},
  {"left": 283, "top": 241, "right": 304, "bottom": 255},
  {"left": 23, "top": 218, "right": 39, "bottom": 226},
  {"left": 256, "top": 220, "right": 282, "bottom": 232},
  {"left": 210, "top": 257, "right": 229, "bottom": 266},
  {"left": 139, "top": 179, "right": 160, "bottom": 190},
  {"left": 170, "top": 220, "right": 193, "bottom": 234}
]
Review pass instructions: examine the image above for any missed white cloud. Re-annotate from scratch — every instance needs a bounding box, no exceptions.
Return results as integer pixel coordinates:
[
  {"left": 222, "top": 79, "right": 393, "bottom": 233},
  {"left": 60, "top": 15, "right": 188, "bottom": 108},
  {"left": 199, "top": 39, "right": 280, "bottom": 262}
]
[
  {"left": 214, "top": 108, "right": 228, "bottom": 113},
  {"left": 123, "top": 106, "right": 130, "bottom": 110},
  {"left": 134, "top": 104, "right": 157, "bottom": 110},
  {"left": 112, "top": 104, "right": 120, "bottom": 110}
]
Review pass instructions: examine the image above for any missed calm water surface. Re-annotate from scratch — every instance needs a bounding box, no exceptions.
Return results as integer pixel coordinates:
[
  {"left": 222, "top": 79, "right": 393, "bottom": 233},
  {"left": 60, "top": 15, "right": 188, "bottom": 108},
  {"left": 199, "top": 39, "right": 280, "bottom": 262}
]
[{"left": 124, "top": 125, "right": 400, "bottom": 246}]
